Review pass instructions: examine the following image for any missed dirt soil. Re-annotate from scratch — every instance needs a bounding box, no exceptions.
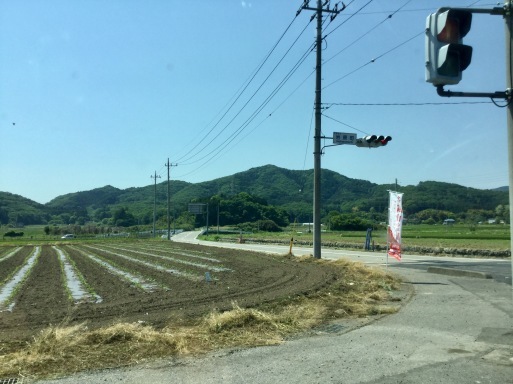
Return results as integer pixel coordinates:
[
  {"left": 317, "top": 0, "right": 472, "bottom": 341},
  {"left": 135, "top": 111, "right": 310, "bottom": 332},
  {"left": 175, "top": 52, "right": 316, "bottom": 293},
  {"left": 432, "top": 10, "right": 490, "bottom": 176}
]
[{"left": 0, "top": 242, "right": 335, "bottom": 352}]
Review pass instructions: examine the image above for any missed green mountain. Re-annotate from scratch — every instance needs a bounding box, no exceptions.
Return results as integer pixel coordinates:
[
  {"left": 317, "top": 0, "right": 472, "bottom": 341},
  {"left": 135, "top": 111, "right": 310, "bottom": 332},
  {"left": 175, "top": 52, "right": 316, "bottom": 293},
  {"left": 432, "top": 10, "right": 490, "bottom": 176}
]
[
  {"left": 0, "top": 192, "right": 48, "bottom": 225},
  {"left": 0, "top": 164, "right": 509, "bottom": 226}
]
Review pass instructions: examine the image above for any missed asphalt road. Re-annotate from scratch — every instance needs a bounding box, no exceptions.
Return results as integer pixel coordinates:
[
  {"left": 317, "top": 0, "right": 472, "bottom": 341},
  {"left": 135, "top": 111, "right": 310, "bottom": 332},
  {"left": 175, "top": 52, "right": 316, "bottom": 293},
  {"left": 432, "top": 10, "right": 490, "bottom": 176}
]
[{"left": 32, "top": 232, "right": 513, "bottom": 384}]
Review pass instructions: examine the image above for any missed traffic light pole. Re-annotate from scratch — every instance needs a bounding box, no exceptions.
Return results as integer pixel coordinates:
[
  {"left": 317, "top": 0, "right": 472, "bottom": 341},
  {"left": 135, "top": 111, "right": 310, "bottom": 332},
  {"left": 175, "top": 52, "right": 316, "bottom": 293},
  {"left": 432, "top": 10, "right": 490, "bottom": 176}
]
[{"left": 429, "top": 2, "right": 513, "bottom": 295}]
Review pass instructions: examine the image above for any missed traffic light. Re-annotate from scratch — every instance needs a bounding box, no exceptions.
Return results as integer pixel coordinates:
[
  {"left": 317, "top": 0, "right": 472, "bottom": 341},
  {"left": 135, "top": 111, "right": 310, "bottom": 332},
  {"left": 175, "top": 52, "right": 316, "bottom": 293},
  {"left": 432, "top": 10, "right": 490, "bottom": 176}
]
[
  {"left": 425, "top": 8, "right": 472, "bottom": 86},
  {"left": 355, "top": 135, "right": 392, "bottom": 148}
]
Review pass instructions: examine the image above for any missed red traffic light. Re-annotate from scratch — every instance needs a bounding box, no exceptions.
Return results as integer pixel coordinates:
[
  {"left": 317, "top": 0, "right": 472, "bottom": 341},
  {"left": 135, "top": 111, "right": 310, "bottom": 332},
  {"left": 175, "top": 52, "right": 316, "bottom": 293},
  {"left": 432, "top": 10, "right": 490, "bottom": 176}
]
[
  {"left": 437, "top": 10, "right": 472, "bottom": 43},
  {"left": 380, "top": 136, "right": 392, "bottom": 146},
  {"left": 355, "top": 135, "right": 392, "bottom": 148}
]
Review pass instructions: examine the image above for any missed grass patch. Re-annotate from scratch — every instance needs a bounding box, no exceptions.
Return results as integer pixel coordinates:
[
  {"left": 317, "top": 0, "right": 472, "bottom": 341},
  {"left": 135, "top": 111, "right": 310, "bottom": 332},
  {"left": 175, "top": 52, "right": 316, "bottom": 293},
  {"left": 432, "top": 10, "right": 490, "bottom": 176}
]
[
  {"left": 205, "top": 224, "right": 511, "bottom": 252},
  {"left": 0, "top": 256, "right": 403, "bottom": 380}
]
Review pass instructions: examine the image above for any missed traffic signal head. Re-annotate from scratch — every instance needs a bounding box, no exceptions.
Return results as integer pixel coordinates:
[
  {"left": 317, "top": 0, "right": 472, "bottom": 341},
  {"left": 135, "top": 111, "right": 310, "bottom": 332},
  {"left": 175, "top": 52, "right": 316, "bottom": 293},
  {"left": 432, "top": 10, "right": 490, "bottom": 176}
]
[
  {"left": 355, "top": 135, "right": 392, "bottom": 148},
  {"left": 425, "top": 8, "right": 472, "bottom": 86}
]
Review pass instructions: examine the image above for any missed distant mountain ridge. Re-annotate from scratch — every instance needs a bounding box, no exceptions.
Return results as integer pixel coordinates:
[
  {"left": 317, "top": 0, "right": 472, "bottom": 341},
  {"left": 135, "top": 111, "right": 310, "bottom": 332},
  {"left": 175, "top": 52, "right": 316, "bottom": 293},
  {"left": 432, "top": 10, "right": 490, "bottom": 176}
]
[{"left": 0, "top": 164, "right": 509, "bottom": 226}]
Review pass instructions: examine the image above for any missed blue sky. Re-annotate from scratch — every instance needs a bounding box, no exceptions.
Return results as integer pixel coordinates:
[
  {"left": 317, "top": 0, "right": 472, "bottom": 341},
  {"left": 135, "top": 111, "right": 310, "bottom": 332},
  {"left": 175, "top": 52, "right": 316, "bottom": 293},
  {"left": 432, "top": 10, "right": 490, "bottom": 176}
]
[{"left": 0, "top": 0, "right": 508, "bottom": 204}]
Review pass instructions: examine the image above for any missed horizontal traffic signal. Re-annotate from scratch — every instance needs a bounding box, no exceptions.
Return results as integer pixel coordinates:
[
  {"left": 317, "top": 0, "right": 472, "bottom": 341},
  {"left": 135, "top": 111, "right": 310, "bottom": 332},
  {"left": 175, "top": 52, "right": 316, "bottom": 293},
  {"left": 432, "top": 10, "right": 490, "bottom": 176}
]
[
  {"left": 355, "top": 135, "right": 392, "bottom": 148},
  {"left": 425, "top": 8, "right": 473, "bottom": 86}
]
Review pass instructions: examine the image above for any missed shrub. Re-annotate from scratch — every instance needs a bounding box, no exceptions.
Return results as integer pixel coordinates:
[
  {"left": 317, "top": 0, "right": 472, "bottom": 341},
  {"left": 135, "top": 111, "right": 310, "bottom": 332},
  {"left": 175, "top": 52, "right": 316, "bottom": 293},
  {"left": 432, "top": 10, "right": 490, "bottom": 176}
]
[{"left": 4, "top": 230, "right": 24, "bottom": 238}]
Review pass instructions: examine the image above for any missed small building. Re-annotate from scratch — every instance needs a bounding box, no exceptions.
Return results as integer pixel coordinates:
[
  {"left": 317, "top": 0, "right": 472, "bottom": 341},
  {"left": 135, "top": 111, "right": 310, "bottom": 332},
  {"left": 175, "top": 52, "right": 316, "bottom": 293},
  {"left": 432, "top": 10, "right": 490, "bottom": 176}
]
[{"left": 443, "top": 219, "right": 455, "bottom": 225}]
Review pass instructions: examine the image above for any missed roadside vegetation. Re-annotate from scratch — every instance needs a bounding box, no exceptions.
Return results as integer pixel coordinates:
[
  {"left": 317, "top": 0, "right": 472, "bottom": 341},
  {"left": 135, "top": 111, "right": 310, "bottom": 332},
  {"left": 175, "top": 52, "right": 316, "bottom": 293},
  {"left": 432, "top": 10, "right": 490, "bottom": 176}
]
[{"left": 201, "top": 223, "right": 511, "bottom": 255}]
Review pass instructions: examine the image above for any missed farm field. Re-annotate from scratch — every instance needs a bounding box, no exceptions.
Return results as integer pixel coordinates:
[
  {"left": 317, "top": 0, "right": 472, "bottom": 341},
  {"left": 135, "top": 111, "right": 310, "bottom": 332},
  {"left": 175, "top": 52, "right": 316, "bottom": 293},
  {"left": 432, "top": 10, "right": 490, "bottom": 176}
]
[
  {"left": 0, "top": 241, "right": 334, "bottom": 352},
  {"left": 203, "top": 224, "right": 511, "bottom": 254}
]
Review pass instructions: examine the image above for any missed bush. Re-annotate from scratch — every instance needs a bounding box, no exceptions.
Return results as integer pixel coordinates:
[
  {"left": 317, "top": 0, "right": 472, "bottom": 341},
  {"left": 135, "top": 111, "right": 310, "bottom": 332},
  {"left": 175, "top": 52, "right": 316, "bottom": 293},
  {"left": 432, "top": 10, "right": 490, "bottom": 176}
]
[
  {"left": 4, "top": 230, "right": 24, "bottom": 238},
  {"left": 238, "top": 220, "right": 282, "bottom": 233}
]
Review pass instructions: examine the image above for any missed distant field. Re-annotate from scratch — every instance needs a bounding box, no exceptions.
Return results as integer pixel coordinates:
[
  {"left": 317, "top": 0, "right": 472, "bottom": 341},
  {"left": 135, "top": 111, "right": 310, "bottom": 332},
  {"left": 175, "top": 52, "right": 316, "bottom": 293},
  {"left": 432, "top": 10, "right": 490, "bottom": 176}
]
[
  {"left": 203, "top": 224, "right": 512, "bottom": 252},
  {"left": 1, "top": 224, "right": 511, "bottom": 251}
]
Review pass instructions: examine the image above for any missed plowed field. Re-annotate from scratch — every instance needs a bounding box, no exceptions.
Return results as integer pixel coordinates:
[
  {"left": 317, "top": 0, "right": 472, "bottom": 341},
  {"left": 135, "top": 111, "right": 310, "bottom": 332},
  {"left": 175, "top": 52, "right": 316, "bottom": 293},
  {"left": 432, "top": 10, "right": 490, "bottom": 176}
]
[{"left": 0, "top": 241, "right": 334, "bottom": 352}]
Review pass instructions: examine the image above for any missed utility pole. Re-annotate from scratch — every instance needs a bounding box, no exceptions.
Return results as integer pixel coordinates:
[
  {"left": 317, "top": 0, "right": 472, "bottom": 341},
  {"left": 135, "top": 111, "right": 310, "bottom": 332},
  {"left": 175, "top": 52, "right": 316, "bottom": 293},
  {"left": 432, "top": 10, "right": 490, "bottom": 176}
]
[
  {"left": 313, "top": 0, "right": 323, "bottom": 260},
  {"left": 164, "top": 159, "right": 177, "bottom": 240},
  {"left": 300, "top": 0, "right": 344, "bottom": 259},
  {"left": 150, "top": 171, "right": 161, "bottom": 238},
  {"left": 504, "top": 0, "right": 513, "bottom": 296}
]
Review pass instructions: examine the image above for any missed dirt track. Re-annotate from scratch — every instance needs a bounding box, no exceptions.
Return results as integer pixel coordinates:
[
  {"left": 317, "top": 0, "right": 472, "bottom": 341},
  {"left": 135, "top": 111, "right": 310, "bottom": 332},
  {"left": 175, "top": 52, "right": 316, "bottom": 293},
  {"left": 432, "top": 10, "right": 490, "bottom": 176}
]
[{"left": 0, "top": 241, "right": 335, "bottom": 352}]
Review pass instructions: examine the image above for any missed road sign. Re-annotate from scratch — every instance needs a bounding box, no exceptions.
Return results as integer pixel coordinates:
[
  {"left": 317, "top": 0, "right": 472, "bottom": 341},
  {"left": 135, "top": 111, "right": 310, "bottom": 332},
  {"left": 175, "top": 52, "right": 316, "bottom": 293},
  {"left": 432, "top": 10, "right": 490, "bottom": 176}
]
[
  {"left": 333, "top": 132, "right": 356, "bottom": 145},
  {"left": 188, "top": 203, "right": 205, "bottom": 215}
]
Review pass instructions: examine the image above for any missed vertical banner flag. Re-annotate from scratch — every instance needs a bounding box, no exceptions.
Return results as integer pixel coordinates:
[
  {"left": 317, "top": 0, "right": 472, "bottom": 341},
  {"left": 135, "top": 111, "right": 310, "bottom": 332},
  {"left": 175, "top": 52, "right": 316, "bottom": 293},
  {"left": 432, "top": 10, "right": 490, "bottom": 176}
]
[{"left": 388, "top": 191, "right": 404, "bottom": 261}]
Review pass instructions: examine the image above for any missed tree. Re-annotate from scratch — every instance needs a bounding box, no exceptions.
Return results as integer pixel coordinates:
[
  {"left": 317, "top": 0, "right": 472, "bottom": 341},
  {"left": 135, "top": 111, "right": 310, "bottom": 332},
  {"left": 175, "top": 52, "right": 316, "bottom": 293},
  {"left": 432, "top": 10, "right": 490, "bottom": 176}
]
[
  {"left": 175, "top": 211, "right": 195, "bottom": 230},
  {"left": 112, "top": 207, "right": 136, "bottom": 227},
  {"left": 495, "top": 204, "right": 510, "bottom": 223},
  {"left": 330, "top": 213, "right": 373, "bottom": 231}
]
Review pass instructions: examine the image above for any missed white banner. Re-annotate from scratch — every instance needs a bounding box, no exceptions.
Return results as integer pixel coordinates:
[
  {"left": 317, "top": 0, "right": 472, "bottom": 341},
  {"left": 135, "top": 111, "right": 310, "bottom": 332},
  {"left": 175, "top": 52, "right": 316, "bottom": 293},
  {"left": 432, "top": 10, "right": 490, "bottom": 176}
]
[{"left": 388, "top": 191, "right": 404, "bottom": 261}]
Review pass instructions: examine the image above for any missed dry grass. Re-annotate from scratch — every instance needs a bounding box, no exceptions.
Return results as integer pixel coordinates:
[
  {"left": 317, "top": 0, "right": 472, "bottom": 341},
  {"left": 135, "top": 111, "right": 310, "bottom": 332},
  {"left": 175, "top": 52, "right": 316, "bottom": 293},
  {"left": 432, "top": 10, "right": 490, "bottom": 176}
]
[{"left": 0, "top": 256, "right": 404, "bottom": 380}]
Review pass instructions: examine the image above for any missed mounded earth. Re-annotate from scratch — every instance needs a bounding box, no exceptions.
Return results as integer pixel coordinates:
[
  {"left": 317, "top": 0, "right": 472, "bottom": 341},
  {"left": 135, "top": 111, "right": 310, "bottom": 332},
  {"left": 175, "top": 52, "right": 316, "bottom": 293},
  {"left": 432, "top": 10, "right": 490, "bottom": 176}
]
[{"left": 0, "top": 241, "right": 335, "bottom": 353}]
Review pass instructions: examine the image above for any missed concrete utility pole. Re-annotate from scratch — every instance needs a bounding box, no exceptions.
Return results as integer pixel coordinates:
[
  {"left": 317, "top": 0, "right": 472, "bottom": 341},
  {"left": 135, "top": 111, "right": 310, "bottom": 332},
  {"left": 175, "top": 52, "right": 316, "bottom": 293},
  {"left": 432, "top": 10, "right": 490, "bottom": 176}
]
[
  {"left": 150, "top": 171, "right": 161, "bottom": 238},
  {"left": 313, "top": 0, "right": 322, "bottom": 260},
  {"left": 300, "top": 0, "right": 343, "bottom": 259},
  {"left": 504, "top": 0, "right": 513, "bottom": 295},
  {"left": 165, "top": 159, "right": 177, "bottom": 240}
]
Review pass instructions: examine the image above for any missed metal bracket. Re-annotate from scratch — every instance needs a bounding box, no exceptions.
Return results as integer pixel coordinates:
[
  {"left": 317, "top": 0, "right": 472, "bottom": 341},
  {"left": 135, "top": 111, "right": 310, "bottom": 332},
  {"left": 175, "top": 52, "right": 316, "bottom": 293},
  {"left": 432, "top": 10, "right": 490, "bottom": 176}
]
[{"left": 436, "top": 85, "right": 509, "bottom": 99}]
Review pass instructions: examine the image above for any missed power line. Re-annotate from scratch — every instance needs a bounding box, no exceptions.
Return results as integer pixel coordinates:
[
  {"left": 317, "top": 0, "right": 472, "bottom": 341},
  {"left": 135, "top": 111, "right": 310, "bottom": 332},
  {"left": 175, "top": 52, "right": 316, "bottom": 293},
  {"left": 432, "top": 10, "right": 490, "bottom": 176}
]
[
  {"left": 177, "top": 19, "right": 316, "bottom": 171},
  {"left": 173, "top": 12, "right": 302, "bottom": 165},
  {"left": 336, "top": 1, "right": 494, "bottom": 16},
  {"left": 177, "top": 39, "right": 316, "bottom": 178},
  {"left": 321, "top": 1, "right": 485, "bottom": 90},
  {"left": 321, "top": 112, "right": 369, "bottom": 135},
  {"left": 323, "top": 30, "right": 423, "bottom": 90},
  {"left": 324, "top": 0, "right": 412, "bottom": 65},
  {"left": 323, "top": 0, "right": 375, "bottom": 38}
]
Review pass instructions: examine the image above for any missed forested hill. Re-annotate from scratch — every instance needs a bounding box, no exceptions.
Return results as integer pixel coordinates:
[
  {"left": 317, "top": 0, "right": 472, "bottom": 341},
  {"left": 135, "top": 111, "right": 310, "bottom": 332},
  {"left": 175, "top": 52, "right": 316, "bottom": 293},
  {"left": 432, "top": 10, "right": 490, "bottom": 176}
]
[{"left": 0, "top": 164, "right": 509, "bottom": 226}]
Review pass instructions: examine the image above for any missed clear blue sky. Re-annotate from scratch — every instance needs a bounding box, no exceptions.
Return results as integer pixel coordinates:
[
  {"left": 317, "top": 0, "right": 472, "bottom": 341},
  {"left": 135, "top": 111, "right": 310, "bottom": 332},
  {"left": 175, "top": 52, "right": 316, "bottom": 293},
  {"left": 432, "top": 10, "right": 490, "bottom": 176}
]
[{"left": 0, "top": 0, "right": 508, "bottom": 204}]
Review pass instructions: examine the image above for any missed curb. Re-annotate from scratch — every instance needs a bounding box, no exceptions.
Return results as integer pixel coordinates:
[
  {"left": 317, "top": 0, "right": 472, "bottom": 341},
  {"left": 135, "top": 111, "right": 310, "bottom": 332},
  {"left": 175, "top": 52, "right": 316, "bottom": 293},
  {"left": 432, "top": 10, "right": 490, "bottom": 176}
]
[{"left": 427, "top": 266, "right": 493, "bottom": 279}]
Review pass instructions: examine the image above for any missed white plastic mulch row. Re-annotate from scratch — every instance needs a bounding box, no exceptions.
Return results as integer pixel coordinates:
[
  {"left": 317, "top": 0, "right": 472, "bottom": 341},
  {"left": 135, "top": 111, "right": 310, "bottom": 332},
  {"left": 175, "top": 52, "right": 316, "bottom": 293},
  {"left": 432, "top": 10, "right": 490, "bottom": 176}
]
[
  {"left": 100, "top": 244, "right": 231, "bottom": 272},
  {"left": 53, "top": 246, "right": 102, "bottom": 304},
  {"left": 70, "top": 246, "right": 161, "bottom": 291},
  {"left": 0, "top": 246, "right": 40, "bottom": 312}
]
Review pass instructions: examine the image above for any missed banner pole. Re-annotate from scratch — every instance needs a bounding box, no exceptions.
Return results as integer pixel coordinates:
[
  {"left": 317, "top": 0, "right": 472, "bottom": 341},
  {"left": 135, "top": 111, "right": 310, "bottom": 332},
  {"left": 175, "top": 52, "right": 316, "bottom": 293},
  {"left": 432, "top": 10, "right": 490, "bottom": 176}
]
[
  {"left": 387, "top": 190, "right": 391, "bottom": 269},
  {"left": 386, "top": 227, "right": 389, "bottom": 269}
]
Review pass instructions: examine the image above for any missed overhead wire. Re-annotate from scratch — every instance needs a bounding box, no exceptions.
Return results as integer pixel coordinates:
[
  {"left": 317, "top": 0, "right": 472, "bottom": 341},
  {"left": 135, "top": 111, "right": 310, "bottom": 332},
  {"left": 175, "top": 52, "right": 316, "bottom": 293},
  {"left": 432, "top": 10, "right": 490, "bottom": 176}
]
[
  {"left": 176, "top": 0, "right": 355, "bottom": 176},
  {"left": 323, "top": 0, "right": 495, "bottom": 90},
  {"left": 324, "top": 0, "right": 412, "bottom": 66},
  {"left": 258, "top": 0, "right": 416, "bottom": 121},
  {"left": 177, "top": 38, "right": 317, "bottom": 177},
  {"left": 178, "top": 0, "right": 406, "bottom": 177},
  {"left": 323, "top": 30, "right": 423, "bottom": 90},
  {"left": 219, "top": 2, "right": 349, "bottom": 167},
  {"left": 174, "top": 4, "right": 320, "bottom": 178},
  {"left": 178, "top": 20, "right": 315, "bottom": 168},
  {"left": 323, "top": 0, "right": 375, "bottom": 38},
  {"left": 173, "top": 12, "right": 302, "bottom": 165},
  {"left": 171, "top": 0, "right": 497, "bottom": 180},
  {"left": 322, "top": 112, "right": 368, "bottom": 132}
]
